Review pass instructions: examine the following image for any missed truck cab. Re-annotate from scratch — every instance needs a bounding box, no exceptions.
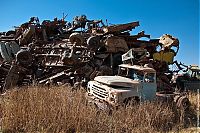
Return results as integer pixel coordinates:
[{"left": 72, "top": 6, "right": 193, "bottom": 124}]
[
  {"left": 177, "top": 65, "right": 200, "bottom": 91},
  {"left": 86, "top": 64, "right": 157, "bottom": 107}
]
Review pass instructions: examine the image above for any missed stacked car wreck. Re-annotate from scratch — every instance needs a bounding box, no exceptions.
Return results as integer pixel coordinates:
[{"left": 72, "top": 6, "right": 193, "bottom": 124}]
[{"left": 0, "top": 15, "right": 198, "bottom": 108}]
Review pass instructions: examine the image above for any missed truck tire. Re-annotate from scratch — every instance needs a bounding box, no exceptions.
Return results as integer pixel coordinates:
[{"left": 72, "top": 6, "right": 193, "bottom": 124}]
[
  {"left": 123, "top": 97, "right": 140, "bottom": 107},
  {"left": 69, "top": 32, "right": 84, "bottom": 45},
  {"left": 5, "top": 30, "right": 16, "bottom": 36},
  {"left": 16, "top": 50, "right": 32, "bottom": 66},
  {"left": 87, "top": 36, "right": 100, "bottom": 50},
  {"left": 174, "top": 95, "right": 190, "bottom": 110},
  {"left": 105, "top": 36, "right": 128, "bottom": 53},
  {"left": 0, "top": 42, "right": 12, "bottom": 62}
]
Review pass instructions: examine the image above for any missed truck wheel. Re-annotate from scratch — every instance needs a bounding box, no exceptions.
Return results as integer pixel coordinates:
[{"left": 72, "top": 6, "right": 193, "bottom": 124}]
[
  {"left": 123, "top": 97, "right": 140, "bottom": 107},
  {"left": 174, "top": 95, "right": 190, "bottom": 110},
  {"left": 5, "top": 30, "right": 16, "bottom": 36},
  {"left": 87, "top": 36, "right": 101, "bottom": 50},
  {"left": 69, "top": 32, "right": 84, "bottom": 45},
  {"left": 16, "top": 50, "right": 32, "bottom": 67}
]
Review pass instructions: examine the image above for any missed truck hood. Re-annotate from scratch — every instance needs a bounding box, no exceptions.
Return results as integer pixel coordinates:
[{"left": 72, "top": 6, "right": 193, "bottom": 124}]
[{"left": 94, "top": 76, "right": 139, "bottom": 88}]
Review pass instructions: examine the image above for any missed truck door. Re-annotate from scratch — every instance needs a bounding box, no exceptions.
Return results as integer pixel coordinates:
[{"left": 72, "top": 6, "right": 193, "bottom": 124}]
[{"left": 141, "top": 73, "right": 157, "bottom": 101}]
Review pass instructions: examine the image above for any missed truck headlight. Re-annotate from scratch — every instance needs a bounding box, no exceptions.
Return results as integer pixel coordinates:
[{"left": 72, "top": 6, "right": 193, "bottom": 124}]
[
  {"left": 110, "top": 93, "right": 115, "bottom": 98},
  {"left": 87, "top": 83, "right": 91, "bottom": 92},
  {"left": 110, "top": 93, "right": 118, "bottom": 103},
  {"left": 87, "top": 87, "right": 90, "bottom": 92}
]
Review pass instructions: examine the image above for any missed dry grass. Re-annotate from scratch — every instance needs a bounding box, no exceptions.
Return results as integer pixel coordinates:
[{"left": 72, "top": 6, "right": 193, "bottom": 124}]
[
  {"left": 0, "top": 86, "right": 198, "bottom": 133},
  {"left": 188, "top": 92, "right": 199, "bottom": 110}
]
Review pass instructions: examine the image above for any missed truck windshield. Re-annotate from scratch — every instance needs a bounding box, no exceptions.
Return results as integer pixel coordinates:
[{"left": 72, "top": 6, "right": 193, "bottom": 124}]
[
  {"left": 118, "top": 67, "right": 144, "bottom": 81},
  {"left": 192, "top": 71, "right": 200, "bottom": 80},
  {"left": 197, "top": 71, "right": 200, "bottom": 80},
  {"left": 188, "top": 69, "right": 200, "bottom": 80},
  {"left": 129, "top": 69, "right": 144, "bottom": 81}
]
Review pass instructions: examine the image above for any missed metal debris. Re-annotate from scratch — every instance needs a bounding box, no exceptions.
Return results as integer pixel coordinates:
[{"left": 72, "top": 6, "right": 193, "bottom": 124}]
[{"left": 0, "top": 15, "right": 197, "bottom": 94}]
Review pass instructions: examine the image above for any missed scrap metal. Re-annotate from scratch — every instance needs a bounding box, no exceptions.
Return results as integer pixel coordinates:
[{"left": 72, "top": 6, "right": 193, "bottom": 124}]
[{"left": 0, "top": 15, "right": 196, "bottom": 94}]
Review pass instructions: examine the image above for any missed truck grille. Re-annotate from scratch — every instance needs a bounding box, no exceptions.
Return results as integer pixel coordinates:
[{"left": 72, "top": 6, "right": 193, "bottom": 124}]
[{"left": 91, "top": 84, "right": 109, "bottom": 99}]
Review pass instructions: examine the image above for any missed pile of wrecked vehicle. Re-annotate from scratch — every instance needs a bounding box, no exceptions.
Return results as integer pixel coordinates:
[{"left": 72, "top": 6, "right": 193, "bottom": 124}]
[{"left": 0, "top": 15, "right": 199, "bottom": 109}]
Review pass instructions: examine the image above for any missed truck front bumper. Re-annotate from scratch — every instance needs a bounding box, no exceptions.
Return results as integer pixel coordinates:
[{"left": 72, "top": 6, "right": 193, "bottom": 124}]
[{"left": 85, "top": 92, "right": 112, "bottom": 110}]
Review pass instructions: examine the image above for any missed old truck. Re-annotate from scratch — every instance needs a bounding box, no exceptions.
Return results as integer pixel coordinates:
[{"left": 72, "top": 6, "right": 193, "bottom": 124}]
[
  {"left": 174, "top": 65, "right": 200, "bottom": 92},
  {"left": 86, "top": 49, "right": 189, "bottom": 109},
  {"left": 86, "top": 64, "right": 157, "bottom": 108}
]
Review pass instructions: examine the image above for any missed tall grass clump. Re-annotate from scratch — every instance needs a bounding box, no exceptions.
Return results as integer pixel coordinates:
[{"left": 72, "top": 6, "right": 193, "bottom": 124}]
[{"left": 0, "top": 86, "right": 195, "bottom": 132}]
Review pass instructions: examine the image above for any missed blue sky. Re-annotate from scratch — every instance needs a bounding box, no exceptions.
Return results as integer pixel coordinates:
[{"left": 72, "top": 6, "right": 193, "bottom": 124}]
[{"left": 0, "top": 0, "right": 199, "bottom": 65}]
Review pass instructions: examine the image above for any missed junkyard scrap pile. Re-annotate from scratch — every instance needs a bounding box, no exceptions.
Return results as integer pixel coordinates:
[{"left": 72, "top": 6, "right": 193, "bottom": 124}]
[{"left": 0, "top": 15, "right": 199, "bottom": 93}]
